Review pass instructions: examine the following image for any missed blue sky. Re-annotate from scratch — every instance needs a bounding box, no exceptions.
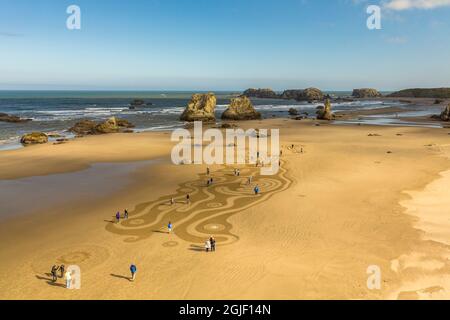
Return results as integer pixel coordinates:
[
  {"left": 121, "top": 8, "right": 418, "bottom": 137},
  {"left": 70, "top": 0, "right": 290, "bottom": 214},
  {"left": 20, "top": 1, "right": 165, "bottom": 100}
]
[{"left": 0, "top": 0, "right": 449, "bottom": 91}]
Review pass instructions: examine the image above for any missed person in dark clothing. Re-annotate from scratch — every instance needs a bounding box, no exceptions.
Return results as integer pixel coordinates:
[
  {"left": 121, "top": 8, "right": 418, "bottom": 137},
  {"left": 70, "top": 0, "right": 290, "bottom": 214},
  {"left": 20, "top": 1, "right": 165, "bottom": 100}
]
[
  {"left": 59, "top": 264, "right": 65, "bottom": 278},
  {"left": 51, "top": 265, "right": 58, "bottom": 282},
  {"left": 124, "top": 209, "right": 129, "bottom": 219},
  {"left": 210, "top": 237, "right": 216, "bottom": 252}
]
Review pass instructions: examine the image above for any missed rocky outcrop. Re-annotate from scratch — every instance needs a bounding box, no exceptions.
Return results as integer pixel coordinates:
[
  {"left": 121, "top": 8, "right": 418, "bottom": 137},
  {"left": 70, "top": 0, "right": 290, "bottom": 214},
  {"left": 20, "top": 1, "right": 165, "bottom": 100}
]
[
  {"left": 69, "top": 120, "right": 97, "bottom": 135},
  {"left": 288, "top": 108, "right": 299, "bottom": 116},
  {"left": 94, "top": 117, "right": 120, "bottom": 134},
  {"left": 316, "top": 99, "right": 334, "bottom": 120},
  {"left": 20, "top": 132, "right": 48, "bottom": 145},
  {"left": 352, "top": 88, "right": 382, "bottom": 98},
  {"left": 221, "top": 96, "right": 261, "bottom": 120},
  {"left": 440, "top": 104, "right": 450, "bottom": 121},
  {"left": 0, "top": 113, "right": 31, "bottom": 123},
  {"left": 180, "top": 93, "right": 217, "bottom": 122},
  {"left": 243, "top": 88, "right": 279, "bottom": 99},
  {"left": 388, "top": 88, "right": 450, "bottom": 99},
  {"left": 130, "top": 99, "right": 146, "bottom": 107},
  {"left": 281, "top": 88, "right": 324, "bottom": 101},
  {"left": 69, "top": 117, "right": 134, "bottom": 135}
]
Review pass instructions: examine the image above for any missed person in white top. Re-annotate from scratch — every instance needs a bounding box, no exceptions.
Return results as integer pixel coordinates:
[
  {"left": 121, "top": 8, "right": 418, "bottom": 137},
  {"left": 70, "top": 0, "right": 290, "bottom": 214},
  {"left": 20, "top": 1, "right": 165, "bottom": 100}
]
[
  {"left": 64, "top": 270, "right": 72, "bottom": 289},
  {"left": 205, "top": 239, "right": 211, "bottom": 252}
]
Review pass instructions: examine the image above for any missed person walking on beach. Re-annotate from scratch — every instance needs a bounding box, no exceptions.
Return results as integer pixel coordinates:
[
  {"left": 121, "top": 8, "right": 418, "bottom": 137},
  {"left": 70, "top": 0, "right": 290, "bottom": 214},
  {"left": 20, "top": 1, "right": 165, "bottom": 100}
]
[
  {"left": 130, "top": 264, "right": 137, "bottom": 282},
  {"left": 64, "top": 270, "right": 72, "bottom": 289},
  {"left": 207, "top": 167, "right": 210, "bottom": 176},
  {"left": 168, "top": 221, "right": 173, "bottom": 233},
  {"left": 124, "top": 209, "right": 129, "bottom": 219},
  {"left": 51, "top": 265, "right": 58, "bottom": 282},
  {"left": 170, "top": 197, "right": 175, "bottom": 205},
  {"left": 186, "top": 194, "right": 190, "bottom": 204},
  {"left": 115, "top": 211, "right": 120, "bottom": 223},
  {"left": 254, "top": 185, "right": 260, "bottom": 195},
  {"left": 210, "top": 236, "right": 216, "bottom": 252},
  {"left": 59, "top": 264, "right": 65, "bottom": 279},
  {"left": 205, "top": 239, "right": 211, "bottom": 252}
]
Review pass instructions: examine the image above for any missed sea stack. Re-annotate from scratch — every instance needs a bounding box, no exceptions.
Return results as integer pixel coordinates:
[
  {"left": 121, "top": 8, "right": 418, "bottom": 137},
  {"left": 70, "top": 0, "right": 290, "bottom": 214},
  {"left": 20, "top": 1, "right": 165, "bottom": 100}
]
[
  {"left": 221, "top": 96, "right": 261, "bottom": 121},
  {"left": 352, "top": 88, "right": 382, "bottom": 98},
  {"left": 242, "top": 88, "right": 279, "bottom": 99},
  {"left": 440, "top": 104, "right": 450, "bottom": 121},
  {"left": 180, "top": 93, "right": 217, "bottom": 122},
  {"left": 281, "top": 88, "right": 324, "bottom": 101},
  {"left": 316, "top": 99, "right": 334, "bottom": 120}
]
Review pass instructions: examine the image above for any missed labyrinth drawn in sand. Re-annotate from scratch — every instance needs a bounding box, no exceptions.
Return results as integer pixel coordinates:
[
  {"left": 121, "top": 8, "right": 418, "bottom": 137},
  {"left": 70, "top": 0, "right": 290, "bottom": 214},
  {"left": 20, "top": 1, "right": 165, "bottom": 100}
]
[{"left": 106, "top": 161, "right": 292, "bottom": 246}]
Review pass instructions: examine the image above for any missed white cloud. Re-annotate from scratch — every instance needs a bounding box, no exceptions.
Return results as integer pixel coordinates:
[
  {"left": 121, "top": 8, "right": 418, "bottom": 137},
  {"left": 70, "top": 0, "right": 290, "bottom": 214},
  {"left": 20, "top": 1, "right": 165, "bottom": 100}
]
[{"left": 384, "top": 0, "right": 450, "bottom": 10}]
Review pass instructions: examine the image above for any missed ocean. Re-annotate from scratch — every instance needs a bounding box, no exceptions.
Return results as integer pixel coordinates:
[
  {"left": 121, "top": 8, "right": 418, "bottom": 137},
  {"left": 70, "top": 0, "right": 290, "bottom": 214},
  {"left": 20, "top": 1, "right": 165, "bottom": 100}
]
[{"left": 0, "top": 90, "right": 402, "bottom": 150}]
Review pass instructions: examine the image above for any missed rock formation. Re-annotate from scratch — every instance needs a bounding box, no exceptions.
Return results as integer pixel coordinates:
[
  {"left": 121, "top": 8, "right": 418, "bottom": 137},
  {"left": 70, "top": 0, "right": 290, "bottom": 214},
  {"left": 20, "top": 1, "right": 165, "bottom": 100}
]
[
  {"left": 20, "top": 132, "right": 48, "bottom": 145},
  {"left": 288, "top": 108, "right": 299, "bottom": 116},
  {"left": 130, "top": 99, "right": 146, "bottom": 107},
  {"left": 440, "top": 104, "right": 450, "bottom": 121},
  {"left": 388, "top": 88, "right": 450, "bottom": 99},
  {"left": 180, "top": 93, "right": 217, "bottom": 122},
  {"left": 281, "top": 88, "right": 324, "bottom": 101},
  {"left": 316, "top": 99, "right": 334, "bottom": 120},
  {"left": 242, "top": 88, "right": 279, "bottom": 99},
  {"left": 221, "top": 96, "right": 261, "bottom": 120},
  {"left": 69, "top": 117, "right": 135, "bottom": 135},
  {"left": 94, "top": 117, "right": 120, "bottom": 134},
  {"left": 352, "top": 88, "right": 382, "bottom": 98},
  {"left": 0, "top": 113, "right": 31, "bottom": 123}
]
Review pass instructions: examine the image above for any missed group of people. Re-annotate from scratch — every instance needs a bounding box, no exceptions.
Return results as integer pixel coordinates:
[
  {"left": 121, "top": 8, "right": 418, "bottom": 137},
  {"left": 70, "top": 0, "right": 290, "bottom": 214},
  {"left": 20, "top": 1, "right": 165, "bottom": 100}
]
[
  {"left": 115, "top": 209, "right": 129, "bottom": 223},
  {"left": 50, "top": 264, "right": 72, "bottom": 288},
  {"left": 169, "top": 194, "right": 191, "bottom": 205},
  {"left": 205, "top": 236, "right": 216, "bottom": 252}
]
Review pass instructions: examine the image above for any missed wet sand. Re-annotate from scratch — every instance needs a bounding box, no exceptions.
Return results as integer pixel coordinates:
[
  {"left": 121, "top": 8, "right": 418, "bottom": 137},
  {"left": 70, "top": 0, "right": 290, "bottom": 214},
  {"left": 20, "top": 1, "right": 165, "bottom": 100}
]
[{"left": 0, "top": 118, "right": 449, "bottom": 299}]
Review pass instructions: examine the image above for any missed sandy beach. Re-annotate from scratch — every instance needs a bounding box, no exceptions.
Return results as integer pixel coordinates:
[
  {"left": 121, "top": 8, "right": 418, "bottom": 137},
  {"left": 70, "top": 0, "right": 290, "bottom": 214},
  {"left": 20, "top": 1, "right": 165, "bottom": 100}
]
[{"left": 0, "top": 118, "right": 449, "bottom": 300}]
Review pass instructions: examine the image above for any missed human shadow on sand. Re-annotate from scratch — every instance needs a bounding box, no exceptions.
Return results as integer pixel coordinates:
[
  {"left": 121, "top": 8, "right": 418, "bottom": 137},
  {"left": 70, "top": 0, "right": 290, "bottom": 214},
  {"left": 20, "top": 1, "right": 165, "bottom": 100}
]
[
  {"left": 35, "top": 275, "right": 66, "bottom": 288},
  {"left": 110, "top": 273, "right": 131, "bottom": 282},
  {"left": 188, "top": 244, "right": 206, "bottom": 252},
  {"left": 152, "top": 230, "right": 169, "bottom": 234}
]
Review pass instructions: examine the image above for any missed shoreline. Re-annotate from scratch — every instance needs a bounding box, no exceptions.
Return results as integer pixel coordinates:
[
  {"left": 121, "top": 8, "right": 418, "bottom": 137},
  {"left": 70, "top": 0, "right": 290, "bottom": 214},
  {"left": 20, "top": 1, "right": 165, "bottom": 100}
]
[{"left": 0, "top": 119, "right": 449, "bottom": 299}]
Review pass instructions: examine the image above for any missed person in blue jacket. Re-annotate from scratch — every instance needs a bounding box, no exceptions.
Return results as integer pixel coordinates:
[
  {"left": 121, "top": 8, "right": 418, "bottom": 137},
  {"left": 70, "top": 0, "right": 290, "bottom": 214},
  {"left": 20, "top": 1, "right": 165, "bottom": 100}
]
[{"left": 130, "top": 264, "right": 137, "bottom": 281}]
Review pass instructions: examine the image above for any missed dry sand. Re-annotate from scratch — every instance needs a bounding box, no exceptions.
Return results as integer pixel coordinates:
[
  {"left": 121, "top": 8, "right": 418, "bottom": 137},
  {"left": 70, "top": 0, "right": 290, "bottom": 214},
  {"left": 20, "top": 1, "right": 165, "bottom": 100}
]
[{"left": 0, "top": 119, "right": 449, "bottom": 300}]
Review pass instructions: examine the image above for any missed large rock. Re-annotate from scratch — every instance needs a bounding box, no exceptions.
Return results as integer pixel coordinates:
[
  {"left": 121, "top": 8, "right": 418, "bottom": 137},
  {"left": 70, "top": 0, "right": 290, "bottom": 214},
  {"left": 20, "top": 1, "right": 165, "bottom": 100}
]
[
  {"left": 316, "top": 99, "right": 334, "bottom": 120},
  {"left": 0, "top": 113, "right": 31, "bottom": 123},
  {"left": 69, "top": 119, "right": 97, "bottom": 135},
  {"left": 94, "top": 117, "right": 119, "bottom": 134},
  {"left": 281, "top": 88, "right": 324, "bottom": 101},
  {"left": 388, "top": 88, "right": 450, "bottom": 99},
  {"left": 130, "top": 99, "right": 146, "bottom": 107},
  {"left": 440, "top": 104, "right": 450, "bottom": 121},
  {"left": 352, "top": 88, "right": 382, "bottom": 98},
  {"left": 243, "top": 88, "right": 279, "bottom": 99},
  {"left": 180, "top": 93, "right": 217, "bottom": 122},
  {"left": 69, "top": 117, "right": 134, "bottom": 135},
  {"left": 20, "top": 132, "right": 48, "bottom": 145},
  {"left": 288, "top": 108, "right": 299, "bottom": 116},
  {"left": 221, "top": 96, "right": 261, "bottom": 120}
]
